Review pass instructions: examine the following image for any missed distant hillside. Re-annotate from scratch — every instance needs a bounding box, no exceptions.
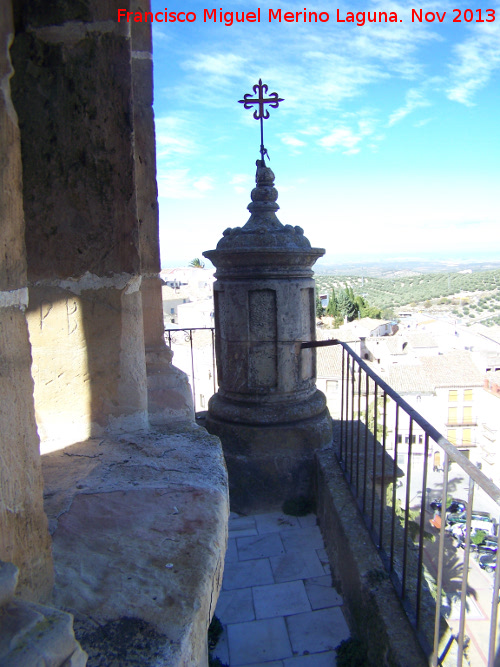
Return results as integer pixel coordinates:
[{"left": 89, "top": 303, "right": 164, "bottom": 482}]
[
  {"left": 315, "top": 269, "right": 500, "bottom": 326},
  {"left": 315, "top": 257, "right": 500, "bottom": 278}
]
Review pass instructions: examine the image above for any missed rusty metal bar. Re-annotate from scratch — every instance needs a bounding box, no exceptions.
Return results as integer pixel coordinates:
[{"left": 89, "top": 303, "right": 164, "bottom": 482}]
[
  {"left": 363, "top": 373, "right": 369, "bottom": 513},
  {"left": 489, "top": 525, "right": 500, "bottom": 666},
  {"left": 345, "top": 354, "right": 352, "bottom": 483},
  {"left": 211, "top": 328, "right": 217, "bottom": 394},
  {"left": 340, "top": 347, "right": 345, "bottom": 464},
  {"left": 433, "top": 451, "right": 450, "bottom": 667},
  {"left": 402, "top": 417, "right": 413, "bottom": 601},
  {"left": 351, "top": 359, "right": 357, "bottom": 482},
  {"left": 301, "top": 338, "right": 340, "bottom": 348},
  {"left": 390, "top": 404, "right": 399, "bottom": 573},
  {"left": 356, "top": 364, "right": 362, "bottom": 491},
  {"left": 457, "top": 480, "right": 475, "bottom": 667},
  {"left": 416, "top": 431, "right": 430, "bottom": 629},
  {"left": 371, "top": 383, "right": 378, "bottom": 532},
  {"left": 379, "top": 391, "right": 387, "bottom": 549}
]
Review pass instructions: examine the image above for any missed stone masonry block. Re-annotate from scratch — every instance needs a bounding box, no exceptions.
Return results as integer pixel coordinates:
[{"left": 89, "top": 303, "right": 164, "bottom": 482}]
[
  {"left": 0, "top": 307, "right": 53, "bottom": 601},
  {"left": 11, "top": 30, "right": 139, "bottom": 279},
  {"left": 0, "top": 2, "right": 27, "bottom": 291}
]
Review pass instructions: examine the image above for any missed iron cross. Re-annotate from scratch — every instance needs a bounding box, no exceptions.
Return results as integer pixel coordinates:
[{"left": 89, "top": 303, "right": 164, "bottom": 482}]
[{"left": 238, "top": 79, "right": 284, "bottom": 162}]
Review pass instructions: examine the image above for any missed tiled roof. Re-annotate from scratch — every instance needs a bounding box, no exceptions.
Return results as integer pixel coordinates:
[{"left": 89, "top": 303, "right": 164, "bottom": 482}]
[
  {"left": 317, "top": 348, "right": 484, "bottom": 393},
  {"left": 406, "top": 332, "right": 438, "bottom": 349},
  {"left": 384, "top": 365, "right": 433, "bottom": 394},
  {"left": 419, "top": 351, "right": 483, "bottom": 388},
  {"left": 316, "top": 344, "right": 343, "bottom": 378},
  {"left": 380, "top": 338, "right": 407, "bottom": 355},
  {"left": 470, "top": 324, "right": 500, "bottom": 346}
]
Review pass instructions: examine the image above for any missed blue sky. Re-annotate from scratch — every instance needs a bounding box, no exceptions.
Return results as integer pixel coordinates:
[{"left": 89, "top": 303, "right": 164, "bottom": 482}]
[{"left": 150, "top": 0, "right": 500, "bottom": 266}]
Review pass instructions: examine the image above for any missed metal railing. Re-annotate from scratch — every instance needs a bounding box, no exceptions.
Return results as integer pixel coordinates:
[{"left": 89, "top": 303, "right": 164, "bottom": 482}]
[
  {"left": 325, "top": 340, "right": 500, "bottom": 667},
  {"left": 169, "top": 328, "right": 500, "bottom": 664},
  {"left": 164, "top": 327, "right": 216, "bottom": 413}
]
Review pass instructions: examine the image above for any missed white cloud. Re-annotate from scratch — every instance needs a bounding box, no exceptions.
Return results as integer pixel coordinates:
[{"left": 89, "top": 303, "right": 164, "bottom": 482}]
[
  {"left": 229, "top": 174, "right": 252, "bottom": 194},
  {"left": 155, "top": 116, "right": 197, "bottom": 158},
  {"left": 182, "top": 53, "right": 247, "bottom": 79},
  {"left": 319, "top": 127, "right": 362, "bottom": 152},
  {"left": 388, "top": 89, "right": 431, "bottom": 126},
  {"left": 158, "top": 169, "right": 213, "bottom": 199},
  {"left": 414, "top": 118, "right": 432, "bottom": 128},
  {"left": 193, "top": 176, "right": 214, "bottom": 193},
  {"left": 281, "top": 135, "right": 306, "bottom": 148},
  {"left": 318, "top": 113, "right": 379, "bottom": 154},
  {"left": 447, "top": 20, "right": 500, "bottom": 105}
]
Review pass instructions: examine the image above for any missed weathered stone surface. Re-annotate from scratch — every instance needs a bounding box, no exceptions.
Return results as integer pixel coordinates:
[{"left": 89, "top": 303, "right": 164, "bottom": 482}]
[
  {"left": 27, "top": 283, "right": 148, "bottom": 450},
  {"left": 0, "top": 2, "right": 26, "bottom": 292},
  {"left": 146, "top": 346, "right": 194, "bottom": 425},
  {"left": 0, "top": 1, "right": 53, "bottom": 605},
  {"left": 204, "top": 163, "right": 332, "bottom": 511},
  {"left": 0, "top": 560, "right": 87, "bottom": 667},
  {"left": 206, "top": 407, "right": 332, "bottom": 512},
  {"left": 0, "top": 597, "right": 88, "bottom": 667},
  {"left": 0, "top": 306, "right": 54, "bottom": 601},
  {"left": 315, "top": 447, "right": 430, "bottom": 667},
  {"left": 131, "top": 0, "right": 153, "bottom": 52},
  {"left": 20, "top": 0, "right": 131, "bottom": 29},
  {"left": 0, "top": 561, "right": 19, "bottom": 608},
  {"left": 208, "top": 163, "right": 313, "bottom": 252},
  {"left": 11, "top": 27, "right": 139, "bottom": 280},
  {"left": 42, "top": 424, "right": 229, "bottom": 666}
]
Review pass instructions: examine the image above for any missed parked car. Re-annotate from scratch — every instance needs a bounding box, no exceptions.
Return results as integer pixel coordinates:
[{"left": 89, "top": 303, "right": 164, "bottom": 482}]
[
  {"left": 479, "top": 553, "right": 497, "bottom": 573},
  {"left": 430, "top": 498, "right": 467, "bottom": 514},
  {"left": 459, "top": 533, "right": 498, "bottom": 553},
  {"left": 446, "top": 510, "right": 494, "bottom": 530}
]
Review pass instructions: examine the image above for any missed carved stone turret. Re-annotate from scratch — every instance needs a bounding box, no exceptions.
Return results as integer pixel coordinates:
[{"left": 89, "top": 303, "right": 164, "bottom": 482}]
[{"left": 203, "top": 162, "right": 332, "bottom": 512}]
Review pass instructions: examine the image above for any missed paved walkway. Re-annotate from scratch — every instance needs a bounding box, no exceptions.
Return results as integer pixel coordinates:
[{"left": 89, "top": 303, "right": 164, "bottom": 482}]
[{"left": 211, "top": 511, "right": 350, "bottom": 666}]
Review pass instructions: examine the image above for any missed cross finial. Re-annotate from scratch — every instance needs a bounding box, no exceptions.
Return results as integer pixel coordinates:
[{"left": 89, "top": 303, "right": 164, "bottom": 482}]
[{"left": 238, "top": 79, "right": 284, "bottom": 162}]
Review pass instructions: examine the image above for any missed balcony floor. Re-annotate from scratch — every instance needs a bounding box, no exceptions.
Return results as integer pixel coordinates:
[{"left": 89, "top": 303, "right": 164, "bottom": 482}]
[{"left": 211, "top": 511, "right": 350, "bottom": 666}]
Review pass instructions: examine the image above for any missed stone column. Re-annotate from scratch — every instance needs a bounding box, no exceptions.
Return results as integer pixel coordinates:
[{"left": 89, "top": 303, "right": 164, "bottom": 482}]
[
  {"left": 130, "top": 8, "right": 194, "bottom": 425},
  {"left": 9, "top": 1, "right": 151, "bottom": 450},
  {"left": 0, "top": 0, "right": 53, "bottom": 601},
  {"left": 204, "top": 162, "right": 332, "bottom": 512}
]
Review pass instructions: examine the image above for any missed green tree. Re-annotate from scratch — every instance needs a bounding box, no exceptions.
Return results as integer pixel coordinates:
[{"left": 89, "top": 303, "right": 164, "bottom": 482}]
[
  {"left": 470, "top": 530, "right": 487, "bottom": 547},
  {"left": 338, "top": 288, "right": 358, "bottom": 322},
  {"left": 189, "top": 257, "right": 205, "bottom": 268},
  {"left": 315, "top": 294, "right": 324, "bottom": 318},
  {"left": 326, "top": 287, "right": 339, "bottom": 317}
]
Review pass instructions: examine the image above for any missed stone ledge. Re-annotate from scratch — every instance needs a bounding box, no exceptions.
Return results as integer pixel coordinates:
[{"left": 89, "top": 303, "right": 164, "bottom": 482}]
[
  {"left": 315, "top": 447, "right": 428, "bottom": 667},
  {"left": 0, "top": 561, "right": 87, "bottom": 667},
  {"left": 42, "top": 424, "right": 229, "bottom": 666}
]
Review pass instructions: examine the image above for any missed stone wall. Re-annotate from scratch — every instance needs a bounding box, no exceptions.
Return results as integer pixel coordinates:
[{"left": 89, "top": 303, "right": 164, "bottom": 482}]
[
  {"left": 9, "top": 0, "right": 192, "bottom": 451},
  {"left": 0, "top": 0, "right": 53, "bottom": 601},
  {"left": 315, "top": 447, "right": 430, "bottom": 667}
]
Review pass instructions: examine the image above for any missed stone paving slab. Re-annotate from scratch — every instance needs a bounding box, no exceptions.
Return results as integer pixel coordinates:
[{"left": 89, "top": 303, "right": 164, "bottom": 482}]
[
  {"left": 237, "top": 533, "right": 286, "bottom": 561},
  {"left": 254, "top": 512, "right": 300, "bottom": 534},
  {"left": 315, "top": 548, "right": 331, "bottom": 574},
  {"left": 222, "top": 558, "right": 274, "bottom": 590},
  {"left": 229, "top": 516, "right": 259, "bottom": 539},
  {"left": 239, "top": 662, "right": 284, "bottom": 667},
  {"left": 227, "top": 617, "right": 293, "bottom": 665},
  {"left": 283, "top": 651, "right": 337, "bottom": 666},
  {"left": 213, "top": 512, "right": 350, "bottom": 666},
  {"left": 253, "top": 580, "right": 311, "bottom": 619},
  {"left": 286, "top": 607, "right": 350, "bottom": 655},
  {"left": 226, "top": 538, "right": 239, "bottom": 563},
  {"left": 212, "top": 628, "right": 230, "bottom": 664},
  {"left": 216, "top": 587, "right": 255, "bottom": 624},
  {"left": 280, "top": 526, "right": 325, "bottom": 552},
  {"left": 296, "top": 514, "right": 319, "bottom": 529},
  {"left": 270, "top": 549, "right": 325, "bottom": 583},
  {"left": 303, "top": 575, "right": 343, "bottom": 610}
]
